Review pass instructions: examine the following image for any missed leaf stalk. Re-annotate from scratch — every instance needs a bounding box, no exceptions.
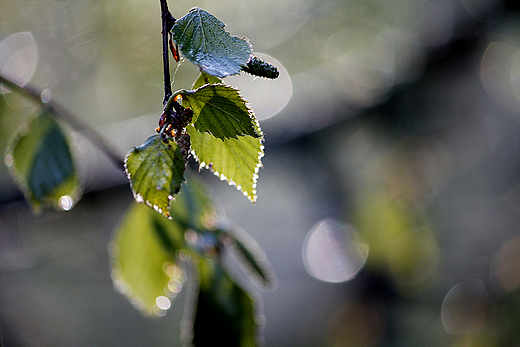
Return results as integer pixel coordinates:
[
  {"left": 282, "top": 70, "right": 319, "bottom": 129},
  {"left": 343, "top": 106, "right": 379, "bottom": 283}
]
[{"left": 0, "top": 72, "right": 125, "bottom": 172}]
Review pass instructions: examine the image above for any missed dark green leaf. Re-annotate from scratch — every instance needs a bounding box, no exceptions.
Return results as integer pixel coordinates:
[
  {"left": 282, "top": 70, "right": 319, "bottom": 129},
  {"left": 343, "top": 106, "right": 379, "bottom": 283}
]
[
  {"left": 242, "top": 56, "right": 279, "bottom": 79},
  {"left": 171, "top": 8, "right": 252, "bottom": 78},
  {"left": 187, "top": 124, "right": 263, "bottom": 202},
  {"left": 111, "top": 202, "right": 186, "bottom": 316},
  {"left": 178, "top": 84, "right": 260, "bottom": 140},
  {"left": 125, "top": 134, "right": 186, "bottom": 219},
  {"left": 7, "top": 112, "right": 81, "bottom": 212},
  {"left": 190, "top": 257, "right": 260, "bottom": 347},
  {"left": 169, "top": 171, "right": 219, "bottom": 232},
  {"left": 221, "top": 227, "right": 277, "bottom": 291}
]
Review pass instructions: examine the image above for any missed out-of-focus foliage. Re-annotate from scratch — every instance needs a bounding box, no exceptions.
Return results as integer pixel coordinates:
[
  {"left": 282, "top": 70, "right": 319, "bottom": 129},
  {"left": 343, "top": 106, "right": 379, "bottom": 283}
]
[
  {"left": 6, "top": 112, "right": 81, "bottom": 212},
  {"left": 111, "top": 174, "right": 275, "bottom": 344}
]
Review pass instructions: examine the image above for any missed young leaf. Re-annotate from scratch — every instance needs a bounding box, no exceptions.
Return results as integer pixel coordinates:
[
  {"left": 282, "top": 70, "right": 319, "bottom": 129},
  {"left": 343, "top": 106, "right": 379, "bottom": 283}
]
[
  {"left": 171, "top": 8, "right": 252, "bottom": 78},
  {"left": 111, "top": 202, "right": 186, "bottom": 316},
  {"left": 177, "top": 85, "right": 260, "bottom": 140},
  {"left": 187, "top": 124, "right": 264, "bottom": 202},
  {"left": 189, "top": 257, "right": 260, "bottom": 347},
  {"left": 192, "top": 72, "right": 223, "bottom": 90},
  {"left": 7, "top": 112, "right": 81, "bottom": 212},
  {"left": 125, "top": 134, "right": 186, "bottom": 219}
]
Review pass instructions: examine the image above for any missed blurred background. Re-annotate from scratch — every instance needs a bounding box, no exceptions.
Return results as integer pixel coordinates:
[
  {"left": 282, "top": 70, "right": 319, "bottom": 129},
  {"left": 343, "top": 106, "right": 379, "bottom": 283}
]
[{"left": 2, "top": 0, "right": 520, "bottom": 346}]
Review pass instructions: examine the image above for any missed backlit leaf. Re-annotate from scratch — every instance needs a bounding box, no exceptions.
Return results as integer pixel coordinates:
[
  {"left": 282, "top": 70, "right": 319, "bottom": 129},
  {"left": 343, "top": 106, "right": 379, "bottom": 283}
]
[
  {"left": 177, "top": 84, "right": 260, "bottom": 140},
  {"left": 187, "top": 124, "right": 264, "bottom": 202},
  {"left": 220, "top": 226, "right": 277, "bottom": 291},
  {"left": 189, "top": 257, "right": 259, "bottom": 347},
  {"left": 110, "top": 202, "right": 186, "bottom": 316},
  {"left": 171, "top": 8, "right": 252, "bottom": 78},
  {"left": 125, "top": 134, "right": 186, "bottom": 219},
  {"left": 192, "top": 72, "right": 223, "bottom": 90},
  {"left": 7, "top": 112, "right": 81, "bottom": 212}
]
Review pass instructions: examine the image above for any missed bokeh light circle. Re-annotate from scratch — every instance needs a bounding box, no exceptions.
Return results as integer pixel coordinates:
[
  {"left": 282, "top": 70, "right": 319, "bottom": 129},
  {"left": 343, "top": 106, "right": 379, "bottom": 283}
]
[{"left": 303, "top": 218, "right": 368, "bottom": 283}]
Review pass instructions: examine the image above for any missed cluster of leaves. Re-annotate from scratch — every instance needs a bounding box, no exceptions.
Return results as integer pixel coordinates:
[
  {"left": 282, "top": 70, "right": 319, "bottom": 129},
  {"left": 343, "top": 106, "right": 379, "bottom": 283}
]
[
  {"left": 126, "top": 7, "right": 278, "bottom": 219},
  {"left": 112, "top": 173, "right": 276, "bottom": 345},
  {"left": 4, "top": 6, "right": 278, "bottom": 346}
]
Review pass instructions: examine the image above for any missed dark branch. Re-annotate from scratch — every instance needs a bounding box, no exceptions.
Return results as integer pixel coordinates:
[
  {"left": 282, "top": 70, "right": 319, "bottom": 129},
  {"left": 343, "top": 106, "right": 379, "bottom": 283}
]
[
  {"left": 160, "top": 0, "right": 175, "bottom": 104},
  {"left": 0, "top": 73, "right": 125, "bottom": 172}
]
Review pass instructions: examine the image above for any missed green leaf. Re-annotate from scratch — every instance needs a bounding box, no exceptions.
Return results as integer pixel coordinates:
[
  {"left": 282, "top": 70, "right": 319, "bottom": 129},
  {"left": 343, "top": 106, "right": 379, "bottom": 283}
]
[
  {"left": 190, "top": 257, "right": 259, "bottom": 347},
  {"left": 192, "top": 72, "right": 223, "bottom": 90},
  {"left": 178, "top": 84, "right": 260, "bottom": 140},
  {"left": 171, "top": 7, "right": 252, "bottom": 78},
  {"left": 7, "top": 112, "right": 81, "bottom": 212},
  {"left": 110, "top": 202, "right": 186, "bottom": 316},
  {"left": 125, "top": 134, "right": 186, "bottom": 219},
  {"left": 187, "top": 124, "right": 264, "bottom": 202},
  {"left": 169, "top": 171, "right": 219, "bottom": 232}
]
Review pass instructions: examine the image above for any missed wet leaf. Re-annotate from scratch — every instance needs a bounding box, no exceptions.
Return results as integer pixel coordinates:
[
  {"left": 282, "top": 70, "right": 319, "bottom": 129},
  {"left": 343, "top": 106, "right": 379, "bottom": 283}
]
[
  {"left": 177, "top": 84, "right": 260, "bottom": 140},
  {"left": 111, "top": 202, "right": 186, "bottom": 316},
  {"left": 125, "top": 134, "right": 186, "bottom": 219},
  {"left": 7, "top": 112, "right": 81, "bottom": 212},
  {"left": 189, "top": 257, "right": 259, "bottom": 347},
  {"left": 187, "top": 124, "right": 263, "bottom": 202},
  {"left": 171, "top": 8, "right": 252, "bottom": 78}
]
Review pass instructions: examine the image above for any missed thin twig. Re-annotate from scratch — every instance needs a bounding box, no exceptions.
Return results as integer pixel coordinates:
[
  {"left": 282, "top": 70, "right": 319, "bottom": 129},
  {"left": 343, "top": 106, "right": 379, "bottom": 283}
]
[
  {"left": 0, "top": 73, "right": 125, "bottom": 172},
  {"left": 160, "top": 0, "right": 175, "bottom": 104}
]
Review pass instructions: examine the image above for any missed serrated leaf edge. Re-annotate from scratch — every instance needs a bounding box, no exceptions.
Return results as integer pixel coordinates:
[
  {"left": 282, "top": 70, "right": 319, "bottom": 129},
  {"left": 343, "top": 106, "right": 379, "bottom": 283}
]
[
  {"left": 179, "top": 83, "right": 260, "bottom": 139},
  {"left": 172, "top": 7, "right": 253, "bottom": 78},
  {"left": 124, "top": 144, "right": 180, "bottom": 220},
  {"left": 190, "top": 133, "right": 264, "bottom": 203}
]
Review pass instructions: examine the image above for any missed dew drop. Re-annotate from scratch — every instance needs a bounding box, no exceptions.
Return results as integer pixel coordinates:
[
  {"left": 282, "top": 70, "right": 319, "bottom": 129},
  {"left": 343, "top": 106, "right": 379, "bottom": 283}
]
[
  {"left": 179, "top": 249, "right": 192, "bottom": 262},
  {"left": 4, "top": 153, "right": 13, "bottom": 168},
  {"left": 40, "top": 88, "right": 51, "bottom": 103},
  {"left": 184, "top": 229, "right": 198, "bottom": 246},
  {"left": 58, "top": 195, "right": 74, "bottom": 211},
  {"left": 156, "top": 295, "right": 171, "bottom": 310},
  {"left": 135, "top": 194, "right": 144, "bottom": 203},
  {"left": 113, "top": 279, "right": 127, "bottom": 295},
  {"left": 167, "top": 279, "right": 183, "bottom": 294}
]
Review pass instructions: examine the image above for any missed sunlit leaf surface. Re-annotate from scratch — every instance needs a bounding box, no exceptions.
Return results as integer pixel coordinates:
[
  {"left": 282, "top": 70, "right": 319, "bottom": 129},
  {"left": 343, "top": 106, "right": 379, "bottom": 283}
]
[
  {"left": 111, "top": 202, "right": 186, "bottom": 316},
  {"left": 187, "top": 124, "right": 263, "bottom": 202},
  {"left": 191, "top": 257, "right": 259, "bottom": 347},
  {"left": 125, "top": 134, "right": 186, "bottom": 219},
  {"left": 171, "top": 7, "right": 252, "bottom": 78},
  {"left": 178, "top": 85, "right": 260, "bottom": 140},
  {"left": 192, "top": 72, "right": 223, "bottom": 90},
  {"left": 8, "top": 112, "right": 81, "bottom": 212}
]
